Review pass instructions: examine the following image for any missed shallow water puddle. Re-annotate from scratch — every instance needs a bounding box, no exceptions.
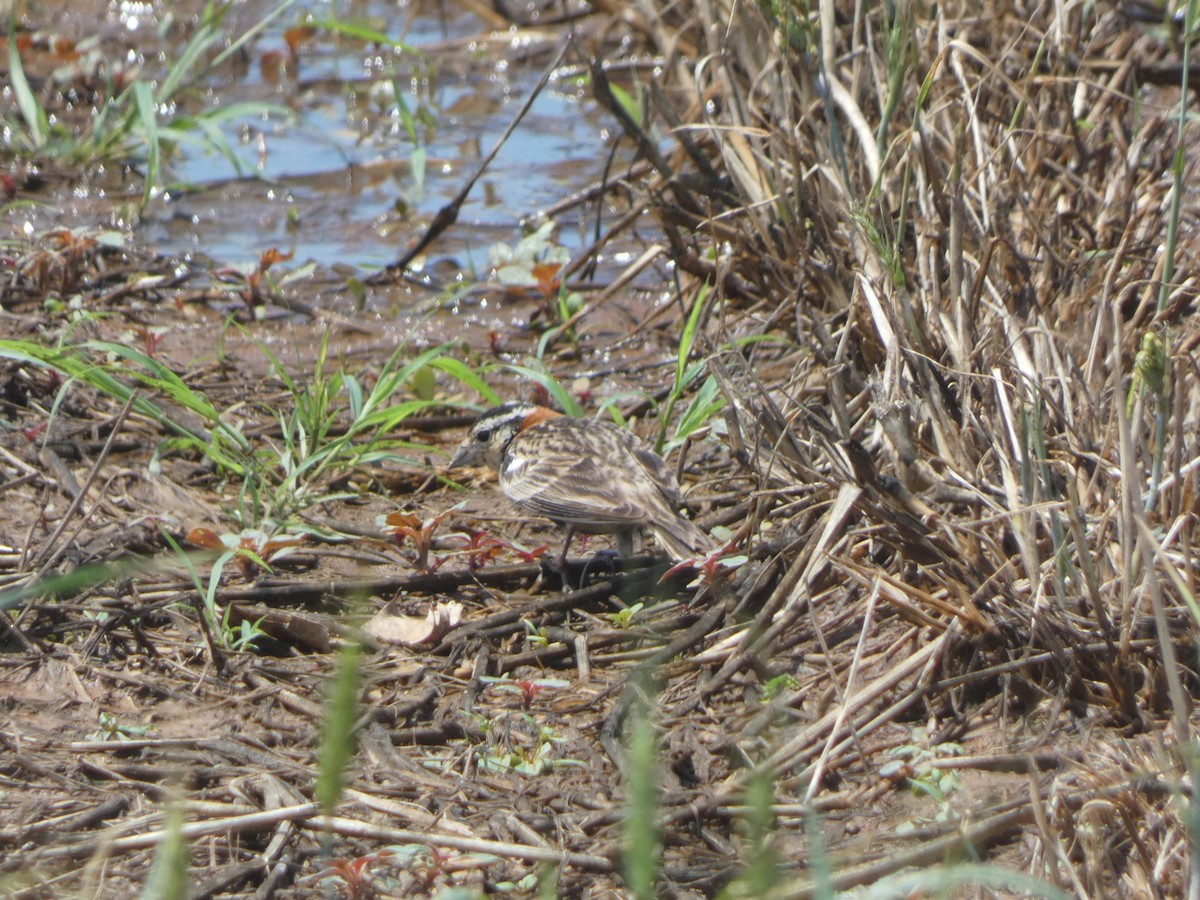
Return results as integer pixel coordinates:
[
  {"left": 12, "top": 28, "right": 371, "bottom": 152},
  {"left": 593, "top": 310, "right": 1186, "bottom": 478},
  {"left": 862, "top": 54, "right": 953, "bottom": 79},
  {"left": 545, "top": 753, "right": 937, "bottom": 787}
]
[
  {"left": 6, "top": 0, "right": 619, "bottom": 275},
  {"left": 154, "top": 11, "right": 605, "bottom": 271},
  {"left": 3, "top": 0, "right": 683, "bottom": 402}
]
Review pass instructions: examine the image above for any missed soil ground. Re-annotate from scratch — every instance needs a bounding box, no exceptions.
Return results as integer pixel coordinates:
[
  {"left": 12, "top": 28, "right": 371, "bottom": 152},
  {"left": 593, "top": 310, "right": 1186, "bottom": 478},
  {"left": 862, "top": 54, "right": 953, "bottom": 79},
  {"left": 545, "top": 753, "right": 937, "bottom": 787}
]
[{"left": 3, "top": 1, "right": 1199, "bottom": 898}]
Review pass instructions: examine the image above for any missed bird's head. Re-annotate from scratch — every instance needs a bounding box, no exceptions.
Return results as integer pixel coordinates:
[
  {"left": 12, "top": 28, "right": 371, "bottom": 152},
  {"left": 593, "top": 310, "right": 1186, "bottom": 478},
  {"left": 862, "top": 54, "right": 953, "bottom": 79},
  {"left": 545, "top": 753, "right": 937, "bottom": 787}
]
[{"left": 448, "top": 403, "right": 558, "bottom": 471}]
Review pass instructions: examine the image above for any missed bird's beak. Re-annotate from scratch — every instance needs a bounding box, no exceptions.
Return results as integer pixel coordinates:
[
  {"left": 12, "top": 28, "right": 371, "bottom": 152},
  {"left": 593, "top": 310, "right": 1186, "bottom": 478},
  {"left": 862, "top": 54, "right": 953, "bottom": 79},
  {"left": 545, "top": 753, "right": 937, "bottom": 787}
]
[{"left": 448, "top": 441, "right": 479, "bottom": 469}]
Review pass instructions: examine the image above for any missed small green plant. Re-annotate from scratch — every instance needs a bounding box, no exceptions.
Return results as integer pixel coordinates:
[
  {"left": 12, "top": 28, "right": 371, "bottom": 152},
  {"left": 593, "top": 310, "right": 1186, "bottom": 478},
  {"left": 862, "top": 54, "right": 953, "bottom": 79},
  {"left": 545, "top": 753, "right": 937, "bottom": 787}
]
[
  {"left": 759, "top": 674, "right": 800, "bottom": 703},
  {"left": 656, "top": 282, "right": 725, "bottom": 455},
  {"left": 4, "top": 3, "right": 297, "bottom": 204},
  {"left": 880, "top": 728, "right": 966, "bottom": 833},
  {"left": 245, "top": 335, "right": 481, "bottom": 525},
  {"left": 163, "top": 526, "right": 291, "bottom": 651},
  {"left": 227, "top": 616, "right": 269, "bottom": 652},
  {"left": 485, "top": 220, "right": 589, "bottom": 355},
  {"left": 488, "top": 220, "right": 570, "bottom": 303},
  {"left": 476, "top": 715, "right": 584, "bottom": 776},
  {"left": 1128, "top": 329, "right": 1170, "bottom": 511},
  {"left": 0, "top": 338, "right": 253, "bottom": 474},
  {"left": 459, "top": 710, "right": 493, "bottom": 739},
  {"left": 94, "top": 711, "right": 153, "bottom": 742},
  {"left": 521, "top": 622, "right": 557, "bottom": 650},
  {"left": 605, "top": 602, "right": 645, "bottom": 629},
  {"left": 14, "top": 331, "right": 487, "bottom": 536},
  {"left": 481, "top": 675, "right": 570, "bottom": 708},
  {"left": 1128, "top": 330, "right": 1167, "bottom": 416}
]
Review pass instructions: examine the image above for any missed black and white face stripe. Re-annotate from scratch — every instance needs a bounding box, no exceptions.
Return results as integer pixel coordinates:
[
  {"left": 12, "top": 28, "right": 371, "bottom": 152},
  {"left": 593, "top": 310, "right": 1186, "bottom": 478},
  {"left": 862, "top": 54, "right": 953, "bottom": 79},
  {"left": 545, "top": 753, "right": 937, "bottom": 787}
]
[{"left": 449, "top": 403, "right": 539, "bottom": 470}]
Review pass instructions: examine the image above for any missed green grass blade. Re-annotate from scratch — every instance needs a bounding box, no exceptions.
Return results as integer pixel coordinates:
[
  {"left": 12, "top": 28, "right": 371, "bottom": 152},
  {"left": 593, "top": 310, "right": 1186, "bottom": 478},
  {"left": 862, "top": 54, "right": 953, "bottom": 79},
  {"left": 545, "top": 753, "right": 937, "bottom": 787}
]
[
  {"left": 351, "top": 343, "right": 452, "bottom": 423},
  {"left": 350, "top": 398, "right": 437, "bottom": 433},
  {"left": 806, "top": 805, "right": 834, "bottom": 900},
  {"left": 733, "top": 767, "right": 780, "bottom": 897},
  {"left": 156, "top": 23, "right": 219, "bottom": 104},
  {"left": 501, "top": 364, "right": 584, "bottom": 417},
  {"left": 432, "top": 359, "right": 501, "bottom": 405},
  {"left": 676, "top": 281, "right": 710, "bottom": 386},
  {"left": 211, "top": 0, "right": 301, "bottom": 70},
  {"left": 622, "top": 676, "right": 660, "bottom": 899},
  {"left": 133, "top": 81, "right": 160, "bottom": 203},
  {"left": 391, "top": 78, "right": 419, "bottom": 143},
  {"left": 7, "top": 23, "right": 48, "bottom": 149},
  {"left": 0, "top": 557, "right": 153, "bottom": 612},
  {"left": 83, "top": 341, "right": 227, "bottom": 429},
  {"left": 0, "top": 340, "right": 175, "bottom": 430},
  {"left": 607, "top": 81, "right": 644, "bottom": 130},
  {"left": 310, "top": 16, "right": 417, "bottom": 53},
  {"left": 317, "top": 641, "right": 362, "bottom": 817},
  {"left": 665, "top": 375, "right": 724, "bottom": 453},
  {"left": 343, "top": 373, "right": 364, "bottom": 419},
  {"left": 140, "top": 800, "right": 188, "bottom": 899}
]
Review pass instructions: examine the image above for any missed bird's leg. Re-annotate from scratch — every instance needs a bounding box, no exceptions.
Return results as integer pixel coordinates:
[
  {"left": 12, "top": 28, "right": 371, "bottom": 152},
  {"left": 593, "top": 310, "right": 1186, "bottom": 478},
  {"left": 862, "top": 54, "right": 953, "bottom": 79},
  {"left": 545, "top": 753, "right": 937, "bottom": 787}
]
[
  {"left": 555, "top": 524, "right": 576, "bottom": 589},
  {"left": 581, "top": 528, "right": 634, "bottom": 584},
  {"left": 615, "top": 528, "right": 636, "bottom": 558}
]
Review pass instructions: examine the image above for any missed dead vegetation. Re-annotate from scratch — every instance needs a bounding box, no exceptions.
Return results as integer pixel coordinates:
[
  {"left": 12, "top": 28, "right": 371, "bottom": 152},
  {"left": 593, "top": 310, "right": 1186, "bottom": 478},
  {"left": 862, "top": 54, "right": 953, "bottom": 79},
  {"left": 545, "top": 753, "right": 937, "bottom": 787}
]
[{"left": 3, "top": 0, "right": 1200, "bottom": 897}]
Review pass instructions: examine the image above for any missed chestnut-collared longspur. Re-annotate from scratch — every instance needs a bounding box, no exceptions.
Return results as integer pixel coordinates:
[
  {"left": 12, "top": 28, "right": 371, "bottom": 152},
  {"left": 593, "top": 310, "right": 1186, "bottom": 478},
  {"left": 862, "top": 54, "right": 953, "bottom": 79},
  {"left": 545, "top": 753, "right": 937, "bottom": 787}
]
[{"left": 448, "top": 403, "right": 712, "bottom": 561}]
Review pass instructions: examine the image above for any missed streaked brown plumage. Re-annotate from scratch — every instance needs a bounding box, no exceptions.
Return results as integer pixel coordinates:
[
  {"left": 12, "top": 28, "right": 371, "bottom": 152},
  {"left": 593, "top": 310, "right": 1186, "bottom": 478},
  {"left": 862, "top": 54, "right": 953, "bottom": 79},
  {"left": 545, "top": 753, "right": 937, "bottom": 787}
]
[{"left": 448, "top": 403, "right": 712, "bottom": 561}]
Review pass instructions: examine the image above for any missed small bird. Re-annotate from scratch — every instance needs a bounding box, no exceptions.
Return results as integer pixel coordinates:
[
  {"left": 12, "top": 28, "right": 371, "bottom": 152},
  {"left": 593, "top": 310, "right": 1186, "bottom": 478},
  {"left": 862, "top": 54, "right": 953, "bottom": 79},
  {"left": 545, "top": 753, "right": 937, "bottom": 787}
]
[{"left": 448, "top": 403, "right": 712, "bottom": 563}]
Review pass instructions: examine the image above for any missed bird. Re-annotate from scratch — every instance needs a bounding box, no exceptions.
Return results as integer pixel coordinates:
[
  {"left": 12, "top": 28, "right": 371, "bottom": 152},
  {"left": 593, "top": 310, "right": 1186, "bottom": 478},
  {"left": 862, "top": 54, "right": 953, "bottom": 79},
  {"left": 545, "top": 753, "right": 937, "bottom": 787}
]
[{"left": 447, "top": 403, "right": 713, "bottom": 564}]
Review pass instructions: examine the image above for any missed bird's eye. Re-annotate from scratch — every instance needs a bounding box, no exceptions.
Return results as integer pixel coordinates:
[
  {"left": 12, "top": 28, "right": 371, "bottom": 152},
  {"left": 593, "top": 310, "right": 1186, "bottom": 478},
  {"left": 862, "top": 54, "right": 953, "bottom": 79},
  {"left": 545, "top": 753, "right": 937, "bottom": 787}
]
[{"left": 475, "top": 429, "right": 492, "bottom": 442}]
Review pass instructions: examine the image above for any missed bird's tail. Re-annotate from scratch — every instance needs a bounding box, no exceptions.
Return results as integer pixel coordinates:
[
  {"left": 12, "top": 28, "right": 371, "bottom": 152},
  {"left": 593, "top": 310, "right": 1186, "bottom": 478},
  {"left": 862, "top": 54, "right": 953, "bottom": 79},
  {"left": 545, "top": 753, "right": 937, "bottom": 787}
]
[{"left": 651, "top": 515, "right": 715, "bottom": 561}]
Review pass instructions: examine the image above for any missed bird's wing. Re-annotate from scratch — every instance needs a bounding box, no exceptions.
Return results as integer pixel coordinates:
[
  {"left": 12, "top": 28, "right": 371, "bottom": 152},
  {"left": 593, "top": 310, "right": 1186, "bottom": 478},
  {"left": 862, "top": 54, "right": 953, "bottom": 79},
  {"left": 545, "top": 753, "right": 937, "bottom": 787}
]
[
  {"left": 630, "top": 443, "right": 683, "bottom": 508},
  {"left": 501, "top": 445, "right": 651, "bottom": 527}
]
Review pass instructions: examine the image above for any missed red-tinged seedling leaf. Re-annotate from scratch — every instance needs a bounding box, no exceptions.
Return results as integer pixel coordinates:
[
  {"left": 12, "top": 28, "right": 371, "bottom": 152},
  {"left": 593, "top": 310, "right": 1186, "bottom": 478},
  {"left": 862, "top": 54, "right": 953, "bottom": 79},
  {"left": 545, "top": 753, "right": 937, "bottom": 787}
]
[
  {"left": 323, "top": 853, "right": 378, "bottom": 896},
  {"left": 20, "top": 422, "right": 46, "bottom": 442},
  {"left": 531, "top": 260, "right": 563, "bottom": 299},
  {"left": 380, "top": 512, "right": 423, "bottom": 553},
  {"left": 259, "top": 534, "right": 306, "bottom": 558},
  {"left": 283, "top": 24, "right": 318, "bottom": 54},
  {"left": 661, "top": 557, "right": 700, "bottom": 581},
  {"left": 259, "top": 49, "right": 286, "bottom": 82},
  {"left": 258, "top": 247, "right": 294, "bottom": 272},
  {"left": 186, "top": 527, "right": 225, "bottom": 550},
  {"left": 458, "top": 530, "right": 502, "bottom": 568},
  {"left": 51, "top": 37, "right": 78, "bottom": 60},
  {"left": 466, "top": 545, "right": 501, "bottom": 570},
  {"left": 517, "top": 680, "right": 542, "bottom": 707},
  {"left": 529, "top": 383, "right": 552, "bottom": 407},
  {"left": 382, "top": 507, "right": 465, "bottom": 571},
  {"left": 136, "top": 327, "right": 164, "bottom": 358},
  {"left": 381, "top": 511, "right": 423, "bottom": 533},
  {"left": 500, "top": 541, "right": 549, "bottom": 563}
]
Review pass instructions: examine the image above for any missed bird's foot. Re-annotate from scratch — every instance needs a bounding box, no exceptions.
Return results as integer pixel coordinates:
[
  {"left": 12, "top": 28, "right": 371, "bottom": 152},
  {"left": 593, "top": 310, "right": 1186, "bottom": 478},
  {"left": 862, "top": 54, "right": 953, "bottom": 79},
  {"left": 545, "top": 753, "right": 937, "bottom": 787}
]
[{"left": 581, "top": 548, "right": 621, "bottom": 583}]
